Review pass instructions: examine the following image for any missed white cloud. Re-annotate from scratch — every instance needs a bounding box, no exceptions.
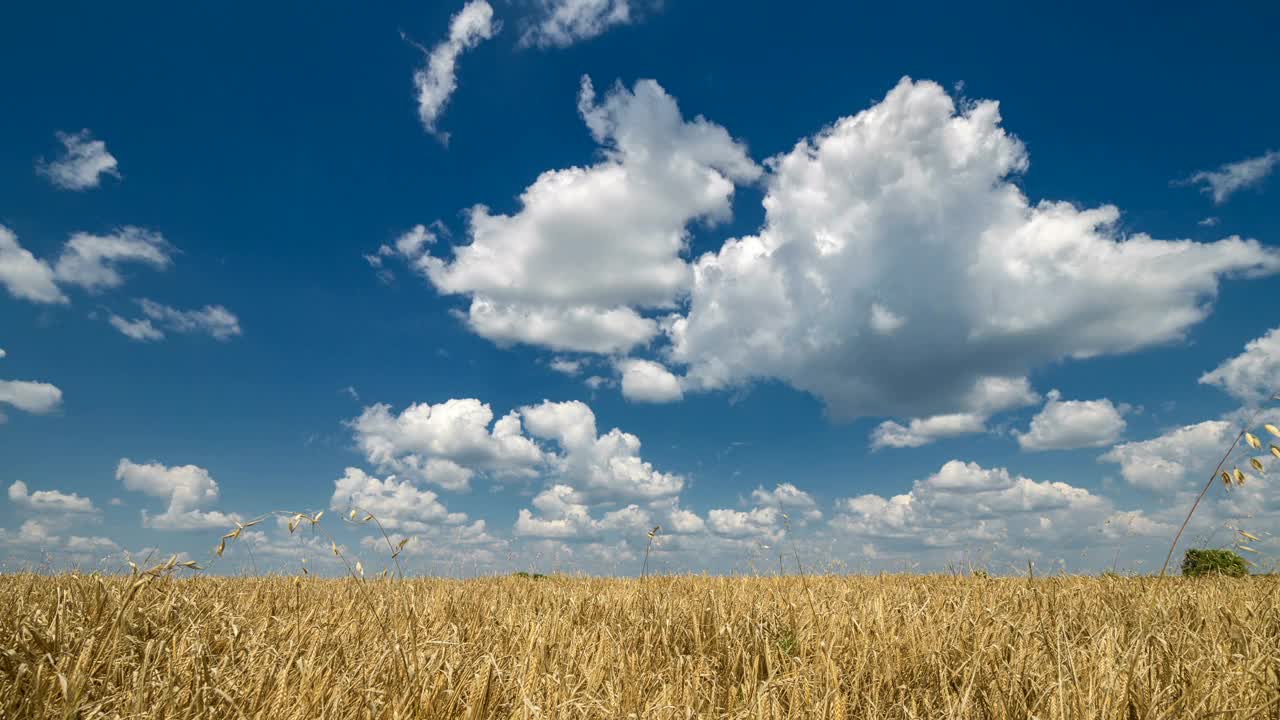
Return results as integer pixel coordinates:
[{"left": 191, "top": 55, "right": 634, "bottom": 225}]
[
  {"left": 0, "top": 519, "right": 57, "bottom": 547},
  {"left": 464, "top": 300, "right": 658, "bottom": 353},
  {"left": 64, "top": 535, "right": 119, "bottom": 553},
  {"left": 667, "top": 78, "right": 1279, "bottom": 420},
  {"left": 869, "top": 303, "right": 906, "bottom": 334},
  {"left": 1015, "top": 390, "right": 1127, "bottom": 451},
  {"left": 1100, "top": 510, "right": 1174, "bottom": 540},
  {"left": 1180, "top": 150, "right": 1279, "bottom": 204},
  {"left": 1198, "top": 217, "right": 1220, "bottom": 227},
  {"left": 870, "top": 376, "right": 1039, "bottom": 449},
  {"left": 108, "top": 315, "right": 164, "bottom": 341},
  {"left": 0, "top": 379, "right": 63, "bottom": 421},
  {"left": 751, "top": 482, "right": 822, "bottom": 521},
  {"left": 36, "top": 129, "right": 120, "bottom": 191},
  {"left": 1098, "top": 420, "right": 1236, "bottom": 493},
  {"left": 0, "top": 225, "right": 172, "bottom": 305},
  {"left": 617, "top": 358, "right": 683, "bottom": 403},
  {"left": 493, "top": 399, "right": 694, "bottom": 540},
  {"left": 350, "top": 399, "right": 545, "bottom": 491},
  {"left": 521, "top": 0, "right": 633, "bottom": 48},
  {"left": 53, "top": 227, "right": 172, "bottom": 292},
  {"left": 115, "top": 459, "right": 240, "bottom": 530},
  {"left": 515, "top": 484, "right": 606, "bottom": 538},
  {"left": 871, "top": 413, "right": 988, "bottom": 449},
  {"left": 0, "top": 480, "right": 117, "bottom": 560},
  {"left": 412, "top": 0, "right": 497, "bottom": 140},
  {"left": 521, "top": 399, "right": 683, "bottom": 502},
  {"left": 330, "top": 468, "right": 467, "bottom": 533},
  {"left": 666, "top": 506, "right": 705, "bottom": 534},
  {"left": 513, "top": 483, "right": 665, "bottom": 539},
  {"left": 7, "top": 481, "right": 96, "bottom": 514},
  {"left": 966, "top": 376, "right": 1043, "bottom": 415},
  {"left": 549, "top": 357, "right": 585, "bottom": 375},
  {"left": 831, "top": 460, "right": 1106, "bottom": 550},
  {"left": 110, "top": 299, "right": 242, "bottom": 341},
  {"left": 1200, "top": 326, "right": 1280, "bottom": 405},
  {"left": 0, "top": 520, "right": 115, "bottom": 558},
  {"left": 397, "top": 75, "right": 760, "bottom": 354},
  {"left": 0, "top": 225, "right": 66, "bottom": 304},
  {"left": 0, "top": 349, "right": 5, "bottom": 359},
  {"left": 707, "top": 506, "right": 783, "bottom": 541}
]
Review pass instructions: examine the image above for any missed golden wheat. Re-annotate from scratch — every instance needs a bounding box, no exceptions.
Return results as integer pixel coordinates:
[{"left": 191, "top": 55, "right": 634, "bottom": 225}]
[{"left": 1, "top": 572, "right": 1278, "bottom": 718}]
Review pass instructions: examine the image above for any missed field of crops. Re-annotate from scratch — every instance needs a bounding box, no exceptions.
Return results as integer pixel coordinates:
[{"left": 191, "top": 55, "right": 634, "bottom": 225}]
[{"left": 2, "top": 569, "right": 1278, "bottom": 719}]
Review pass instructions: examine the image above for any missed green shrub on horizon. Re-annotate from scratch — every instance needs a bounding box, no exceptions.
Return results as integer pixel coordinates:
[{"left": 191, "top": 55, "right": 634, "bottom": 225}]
[{"left": 1181, "top": 548, "right": 1248, "bottom": 578}]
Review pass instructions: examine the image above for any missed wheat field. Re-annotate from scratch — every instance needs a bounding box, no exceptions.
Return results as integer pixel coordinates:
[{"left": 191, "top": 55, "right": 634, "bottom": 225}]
[{"left": 1, "top": 569, "right": 1278, "bottom": 719}]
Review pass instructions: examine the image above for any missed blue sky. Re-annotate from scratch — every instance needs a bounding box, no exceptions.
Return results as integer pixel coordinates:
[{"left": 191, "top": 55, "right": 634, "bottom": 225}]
[{"left": 2, "top": 1, "right": 1279, "bottom": 576}]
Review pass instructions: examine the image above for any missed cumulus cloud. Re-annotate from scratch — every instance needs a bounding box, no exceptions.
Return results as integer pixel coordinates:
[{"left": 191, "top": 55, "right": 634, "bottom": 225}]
[
  {"left": 750, "top": 482, "right": 822, "bottom": 522},
  {"left": 0, "top": 519, "right": 118, "bottom": 558},
  {"left": 0, "top": 225, "right": 66, "bottom": 304},
  {"left": 0, "top": 225, "right": 172, "bottom": 305},
  {"left": 7, "top": 481, "right": 96, "bottom": 514},
  {"left": 1015, "top": 390, "right": 1128, "bottom": 451},
  {"left": 521, "top": 399, "right": 684, "bottom": 502},
  {"left": 36, "top": 129, "right": 120, "bottom": 191},
  {"left": 0, "top": 379, "right": 63, "bottom": 422},
  {"left": 1098, "top": 420, "right": 1236, "bottom": 493},
  {"left": 330, "top": 468, "right": 468, "bottom": 532},
  {"left": 53, "top": 227, "right": 173, "bottom": 292},
  {"left": 394, "top": 76, "right": 760, "bottom": 353},
  {"left": 342, "top": 397, "right": 693, "bottom": 540},
  {"left": 514, "top": 482, "right": 696, "bottom": 541},
  {"left": 521, "top": 0, "right": 634, "bottom": 48},
  {"left": 617, "top": 358, "right": 683, "bottom": 403},
  {"left": 110, "top": 299, "right": 242, "bottom": 342},
  {"left": 831, "top": 460, "right": 1107, "bottom": 550},
  {"left": 0, "top": 519, "right": 58, "bottom": 547},
  {"left": 1179, "top": 150, "right": 1279, "bottom": 204},
  {"left": 707, "top": 506, "right": 783, "bottom": 541},
  {"left": 350, "top": 399, "right": 545, "bottom": 491},
  {"left": 64, "top": 535, "right": 120, "bottom": 553},
  {"left": 668, "top": 78, "right": 1280, "bottom": 420},
  {"left": 1200, "top": 326, "right": 1280, "bottom": 405},
  {"left": 515, "top": 484, "right": 647, "bottom": 538},
  {"left": 870, "top": 376, "right": 1039, "bottom": 449},
  {"left": 2, "top": 479, "right": 113, "bottom": 561},
  {"left": 412, "top": 0, "right": 497, "bottom": 140},
  {"left": 1100, "top": 510, "right": 1175, "bottom": 541},
  {"left": 871, "top": 413, "right": 988, "bottom": 449},
  {"left": 115, "top": 459, "right": 240, "bottom": 530}
]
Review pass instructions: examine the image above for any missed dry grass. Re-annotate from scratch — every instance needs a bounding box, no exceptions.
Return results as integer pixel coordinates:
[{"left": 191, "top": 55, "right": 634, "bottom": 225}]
[{"left": 2, "top": 571, "right": 1279, "bottom": 718}]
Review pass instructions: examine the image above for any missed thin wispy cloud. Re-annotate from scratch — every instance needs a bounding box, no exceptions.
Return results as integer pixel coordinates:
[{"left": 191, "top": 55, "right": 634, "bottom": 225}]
[
  {"left": 411, "top": 0, "right": 498, "bottom": 142},
  {"left": 109, "top": 299, "right": 242, "bottom": 342},
  {"left": 521, "top": 0, "right": 638, "bottom": 48},
  {"left": 37, "top": 130, "right": 121, "bottom": 191},
  {"left": 1178, "top": 150, "right": 1279, "bottom": 204}
]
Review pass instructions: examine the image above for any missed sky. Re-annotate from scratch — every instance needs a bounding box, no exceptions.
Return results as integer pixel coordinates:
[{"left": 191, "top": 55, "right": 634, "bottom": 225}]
[{"left": 2, "top": 1, "right": 1279, "bottom": 577}]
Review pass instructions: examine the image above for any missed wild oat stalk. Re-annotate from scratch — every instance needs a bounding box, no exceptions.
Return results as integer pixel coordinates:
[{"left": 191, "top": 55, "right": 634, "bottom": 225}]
[
  {"left": 343, "top": 505, "right": 410, "bottom": 581},
  {"left": 782, "top": 513, "right": 819, "bottom": 622},
  {"left": 641, "top": 525, "right": 660, "bottom": 581}
]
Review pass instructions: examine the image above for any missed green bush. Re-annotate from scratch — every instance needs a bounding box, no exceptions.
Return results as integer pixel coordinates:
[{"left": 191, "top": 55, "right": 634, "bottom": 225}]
[{"left": 1181, "top": 549, "right": 1247, "bottom": 578}]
